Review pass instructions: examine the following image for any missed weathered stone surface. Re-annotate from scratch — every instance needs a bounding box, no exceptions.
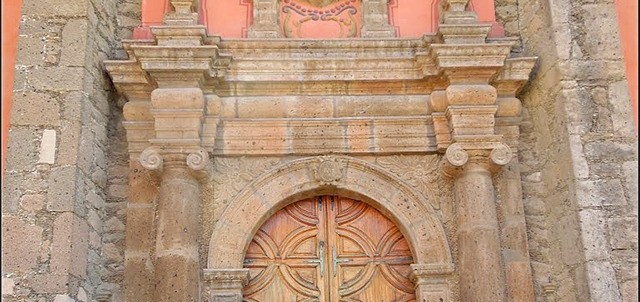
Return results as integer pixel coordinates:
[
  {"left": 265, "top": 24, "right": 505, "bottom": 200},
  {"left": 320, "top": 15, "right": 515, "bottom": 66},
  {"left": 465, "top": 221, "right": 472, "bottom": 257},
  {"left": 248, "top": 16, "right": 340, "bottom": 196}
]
[
  {"left": 60, "top": 19, "right": 89, "bottom": 66},
  {"left": 1, "top": 216, "right": 43, "bottom": 272},
  {"left": 576, "top": 179, "right": 626, "bottom": 207},
  {"left": 2, "top": 278, "right": 15, "bottom": 295},
  {"left": 47, "top": 166, "right": 78, "bottom": 212},
  {"left": 51, "top": 212, "right": 89, "bottom": 278},
  {"left": 20, "top": 194, "right": 46, "bottom": 211}
]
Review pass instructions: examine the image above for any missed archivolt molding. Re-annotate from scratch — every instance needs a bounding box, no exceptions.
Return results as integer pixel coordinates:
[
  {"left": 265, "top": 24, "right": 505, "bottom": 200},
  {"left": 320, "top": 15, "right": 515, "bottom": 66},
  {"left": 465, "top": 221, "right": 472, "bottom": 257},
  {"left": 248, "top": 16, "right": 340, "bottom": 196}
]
[{"left": 207, "top": 155, "right": 454, "bottom": 270}]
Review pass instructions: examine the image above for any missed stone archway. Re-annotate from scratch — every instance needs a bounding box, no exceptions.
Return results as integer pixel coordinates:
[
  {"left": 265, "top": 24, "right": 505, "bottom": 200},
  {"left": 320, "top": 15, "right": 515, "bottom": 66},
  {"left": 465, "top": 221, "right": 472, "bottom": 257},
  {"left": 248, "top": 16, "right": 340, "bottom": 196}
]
[{"left": 204, "top": 155, "right": 454, "bottom": 301}]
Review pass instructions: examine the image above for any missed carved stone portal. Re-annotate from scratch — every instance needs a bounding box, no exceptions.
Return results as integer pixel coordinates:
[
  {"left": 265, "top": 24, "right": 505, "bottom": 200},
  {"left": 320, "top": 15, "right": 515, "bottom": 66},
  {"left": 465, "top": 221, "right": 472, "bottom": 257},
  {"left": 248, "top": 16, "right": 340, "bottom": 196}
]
[{"left": 104, "top": 0, "right": 537, "bottom": 301}]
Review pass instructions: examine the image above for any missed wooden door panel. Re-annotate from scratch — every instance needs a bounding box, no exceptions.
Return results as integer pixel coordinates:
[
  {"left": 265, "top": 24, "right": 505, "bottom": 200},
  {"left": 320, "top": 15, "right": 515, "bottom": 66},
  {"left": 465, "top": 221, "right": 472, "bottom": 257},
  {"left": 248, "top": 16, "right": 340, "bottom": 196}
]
[
  {"left": 243, "top": 196, "right": 415, "bottom": 302},
  {"left": 244, "top": 198, "right": 325, "bottom": 301},
  {"left": 330, "top": 197, "right": 416, "bottom": 302}
]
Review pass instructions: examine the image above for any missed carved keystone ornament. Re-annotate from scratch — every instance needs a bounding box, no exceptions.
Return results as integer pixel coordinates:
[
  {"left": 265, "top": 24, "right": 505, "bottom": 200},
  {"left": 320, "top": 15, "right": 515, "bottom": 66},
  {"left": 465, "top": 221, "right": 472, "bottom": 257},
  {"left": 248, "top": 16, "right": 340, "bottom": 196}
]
[{"left": 312, "top": 156, "right": 345, "bottom": 185}]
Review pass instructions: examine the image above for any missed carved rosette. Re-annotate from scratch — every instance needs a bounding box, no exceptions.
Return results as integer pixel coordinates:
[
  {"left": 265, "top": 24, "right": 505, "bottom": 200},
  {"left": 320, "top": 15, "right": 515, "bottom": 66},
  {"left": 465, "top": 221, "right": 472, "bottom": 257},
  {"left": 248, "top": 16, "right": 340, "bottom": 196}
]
[
  {"left": 441, "top": 142, "right": 513, "bottom": 177},
  {"left": 312, "top": 156, "right": 345, "bottom": 185}
]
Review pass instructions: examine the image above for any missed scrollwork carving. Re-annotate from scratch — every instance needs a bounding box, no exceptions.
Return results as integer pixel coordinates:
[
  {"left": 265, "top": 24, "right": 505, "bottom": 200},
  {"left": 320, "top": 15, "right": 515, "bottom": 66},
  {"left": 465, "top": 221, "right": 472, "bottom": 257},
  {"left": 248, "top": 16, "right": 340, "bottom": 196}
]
[{"left": 139, "top": 147, "right": 163, "bottom": 171}]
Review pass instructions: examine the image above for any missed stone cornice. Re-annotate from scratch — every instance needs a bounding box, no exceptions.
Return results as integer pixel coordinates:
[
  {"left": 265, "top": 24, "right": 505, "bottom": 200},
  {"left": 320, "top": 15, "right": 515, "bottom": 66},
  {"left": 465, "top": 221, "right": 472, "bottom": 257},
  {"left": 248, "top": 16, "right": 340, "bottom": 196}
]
[{"left": 106, "top": 36, "right": 535, "bottom": 95}]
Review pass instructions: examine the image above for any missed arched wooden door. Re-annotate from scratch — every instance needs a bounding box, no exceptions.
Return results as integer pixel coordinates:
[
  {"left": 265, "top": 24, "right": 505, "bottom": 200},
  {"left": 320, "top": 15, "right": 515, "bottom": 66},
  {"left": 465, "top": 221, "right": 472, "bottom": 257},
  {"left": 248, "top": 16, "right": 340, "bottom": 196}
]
[{"left": 243, "top": 196, "right": 416, "bottom": 302}]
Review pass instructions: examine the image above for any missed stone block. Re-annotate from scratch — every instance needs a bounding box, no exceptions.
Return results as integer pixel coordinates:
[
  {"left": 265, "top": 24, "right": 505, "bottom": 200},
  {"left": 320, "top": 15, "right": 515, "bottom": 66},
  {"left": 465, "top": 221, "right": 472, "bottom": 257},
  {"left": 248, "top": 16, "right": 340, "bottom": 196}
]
[
  {"left": 15, "top": 36, "right": 46, "bottom": 66},
  {"left": 53, "top": 294, "right": 75, "bottom": 302},
  {"left": 29, "top": 67, "right": 85, "bottom": 91},
  {"left": 585, "top": 261, "right": 622, "bottom": 301},
  {"left": 59, "top": 19, "right": 88, "bottom": 67},
  {"left": 578, "top": 209, "right": 610, "bottom": 261},
  {"left": 102, "top": 243, "right": 123, "bottom": 262},
  {"left": 571, "top": 60, "right": 627, "bottom": 81},
  {"left": 1, "top": 216, "right": 43, "bottom": 272},
  {"left": 584, "top": 141, "right": 637, "bottom": 162},
  {"left": 62, "top": 91, "right": 85, "bottom": 121},
  {"left": 38, "top": 129, "right": 57, "bottom": 164},
  {"left": 50, "top": 212, "right": 89, "bottom": 278},
  {"left": 608, "top": 80, "right": 635, "bottom": 136},
  {"left": 580, "top": 4, "right": 623, "bottom": 60},
  {"left": 607, "top": 217, "right": 638, "bottom": 250},
  {"left": 560, "top": 88, "right": 593, "bottom": 135},
  {"left": 558, "top": 214, "right": 582, "bottom": 265},
  {"left": 27, "top": 273, "right": 70, "bottom": 293},
  {"left": 20, "top": 194, "right": 46, "bottom": 211},
  {"left": 10, "top": 91, "right": 61, "bottom": 126},
  {"left": 1, "top": 173, "right": 23, "bottom": 213},
  {"left": 5, "top": 127, "right": 39, "bottom": 172},
  {"left": 107, "top": 184, "right": 128, "bottom": 199},
  {"left": 47, "top": 166, "right": 78, "bottom": 212},
  {"left": 2, "top": 277, "right": 14, "bottom": 295},
  {"left": 103, "top": 217, "right": 126, "bottom": 233},
  {"left": 22, "top": 0, "right": 88, "bottom": 16},
  {"left": 622, "top": 161, "right": 638, "bottom": 208},
  {"left": 576, "top": 179, "right": 626, "bottom": 207},
  {"left": 87, "top": 209, "right": 102, "bottom": 232},
  {"left": 621, "top": 280, "right": 638, "bottom": 302},
  {"left": 57, "top": 120, "right": 81, "bottom": 165},
  {"left": 236, "top": 97, "right": 286, "bottom": 118}
]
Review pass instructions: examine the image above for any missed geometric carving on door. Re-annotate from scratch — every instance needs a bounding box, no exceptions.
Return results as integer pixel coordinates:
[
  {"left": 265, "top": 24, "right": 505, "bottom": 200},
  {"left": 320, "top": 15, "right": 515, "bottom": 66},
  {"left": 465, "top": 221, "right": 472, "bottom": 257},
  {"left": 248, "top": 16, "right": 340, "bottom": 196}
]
[{"left": 243, "top": 196, "right": 415, "bottom": 301}]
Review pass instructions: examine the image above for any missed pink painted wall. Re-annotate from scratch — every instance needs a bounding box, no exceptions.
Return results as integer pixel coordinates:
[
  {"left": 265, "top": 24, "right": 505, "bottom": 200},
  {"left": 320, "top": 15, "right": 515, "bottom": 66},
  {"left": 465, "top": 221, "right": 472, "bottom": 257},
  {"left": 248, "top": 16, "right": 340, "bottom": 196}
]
[
  {"left": 614, "top": 0, "right": 638, "bottom": 129},
  {"left": 1, "top": 0, "right": 24, "bottom": 178},
  {"left": 138, "top": 0, "right": 503, "bottom": 39}
]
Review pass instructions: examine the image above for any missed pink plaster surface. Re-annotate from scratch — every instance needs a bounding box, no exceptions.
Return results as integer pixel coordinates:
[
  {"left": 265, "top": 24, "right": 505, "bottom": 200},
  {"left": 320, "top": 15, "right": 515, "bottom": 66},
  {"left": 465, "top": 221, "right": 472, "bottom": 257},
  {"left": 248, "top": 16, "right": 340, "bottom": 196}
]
[
  {"left": 205, "top": 0, "right": 252, "bottom": 38},
  {"left": 614, "top": 0, "right": 638, "bottom": 129},
  {"left": 137, "top": 0, "right": 505, "bottom": 39}
]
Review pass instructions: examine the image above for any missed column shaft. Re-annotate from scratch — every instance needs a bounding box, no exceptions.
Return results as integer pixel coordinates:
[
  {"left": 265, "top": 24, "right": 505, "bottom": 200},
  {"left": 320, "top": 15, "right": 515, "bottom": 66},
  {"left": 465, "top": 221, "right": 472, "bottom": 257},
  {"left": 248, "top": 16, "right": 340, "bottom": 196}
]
[
  {"left": 154, "top": 164, "right": 201, "bottom": 302},
  {"left": 455, "top": 158, "right": 506, "bottom": 301}
]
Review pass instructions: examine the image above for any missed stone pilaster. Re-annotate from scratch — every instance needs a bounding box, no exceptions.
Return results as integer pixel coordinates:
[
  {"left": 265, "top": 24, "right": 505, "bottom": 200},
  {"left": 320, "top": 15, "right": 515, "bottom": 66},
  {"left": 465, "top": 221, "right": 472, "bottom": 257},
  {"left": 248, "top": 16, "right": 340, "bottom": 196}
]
[
  {"left": 432, "top": 1, "right": 522, "bottom": 300},
  {"left": 493, "top": 58, "right": 537, "bottom": 302},
  {"left": 105, "top": 2, "right": 223, "bottom": 301},
  {"left": 140, "top": 147, "right": 211, "bottom": 302},
  {"left": 444, "top": 145, "right": 511, "bottom": 301}
]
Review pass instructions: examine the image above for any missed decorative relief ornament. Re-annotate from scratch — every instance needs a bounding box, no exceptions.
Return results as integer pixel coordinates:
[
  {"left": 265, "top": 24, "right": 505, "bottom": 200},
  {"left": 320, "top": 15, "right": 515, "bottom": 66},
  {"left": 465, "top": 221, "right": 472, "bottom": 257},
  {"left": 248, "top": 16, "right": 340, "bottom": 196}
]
[
  {"left": 139, "top": 147, "right": 163, "bottom": 171},
  {"left": 212, "top": 157, "right": 282, "bottom": 205},
  {"left": 489, "top": 143, "right": 512, "bottom": 166},
  {"left": 186, "top": 148, "right": 211, "bottom": 171},
  {"left": 187, "top": 147, "right": 213, "bottom": 181},
  {"left": 313, "top": 156, "right": 344, "bottom": 185},
  {"left": 281, "top": 0, "right": 360, "bottom": 38},
  {"left": 444, "top": 143, "right": 469, "bottom": 167}
]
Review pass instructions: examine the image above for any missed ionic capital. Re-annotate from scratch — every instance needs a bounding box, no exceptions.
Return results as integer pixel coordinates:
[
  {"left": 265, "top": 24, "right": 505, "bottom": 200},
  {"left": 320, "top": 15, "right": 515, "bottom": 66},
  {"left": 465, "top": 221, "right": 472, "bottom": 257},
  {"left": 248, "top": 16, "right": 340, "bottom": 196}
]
[
  {"left": 139, "top": 146, "right": 212, "bottom": 181},
  {"left": 441, "top": 141, "right": 513, "bottom": 177}
]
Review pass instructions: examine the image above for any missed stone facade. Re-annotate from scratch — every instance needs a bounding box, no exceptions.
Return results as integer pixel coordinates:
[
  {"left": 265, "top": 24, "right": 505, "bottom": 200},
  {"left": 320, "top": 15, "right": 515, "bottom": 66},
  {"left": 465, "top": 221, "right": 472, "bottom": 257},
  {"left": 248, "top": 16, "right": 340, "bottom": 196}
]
[{"left": 2, "top": 1, "right": 637, "bottom": 302}]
